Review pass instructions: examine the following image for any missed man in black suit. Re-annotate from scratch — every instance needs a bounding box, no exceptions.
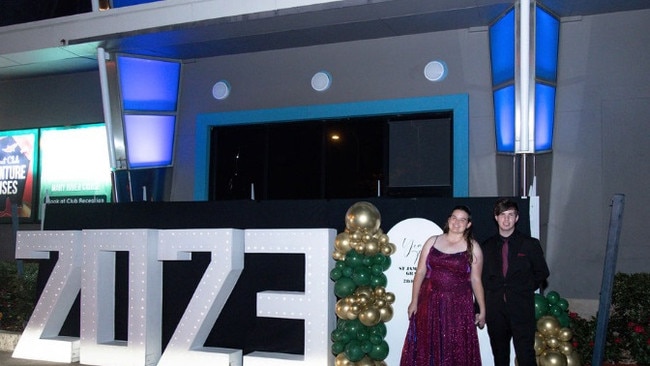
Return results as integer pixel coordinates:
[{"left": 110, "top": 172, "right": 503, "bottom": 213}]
[{"left": 481, "top": 198, "right": 550, "bottom": 366}]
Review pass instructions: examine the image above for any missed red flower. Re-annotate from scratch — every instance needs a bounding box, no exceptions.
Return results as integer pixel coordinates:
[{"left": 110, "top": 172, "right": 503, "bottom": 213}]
[
  {"left": 628, "top": 321, "right": 637, "bottom": 328},
  {"left": 569, "top": 312, "right": 578, "bottom": 319},
  {"left": 572, "top": 341, "right": 579, "bottom": 348},
  {"left": 589, "top": 341, "right": 594, "bottom": 347},
  {"left": 614, "top": 337, "right": 622, "bottom": 344},
  {"left": 634, "top": 325, "right": 645, "bottom": 334}
]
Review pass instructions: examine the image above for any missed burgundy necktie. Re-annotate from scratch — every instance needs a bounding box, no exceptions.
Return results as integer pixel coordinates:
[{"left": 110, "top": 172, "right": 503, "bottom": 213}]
[{"left": 502, "top": 238, "right": 509, "bottom": 276}]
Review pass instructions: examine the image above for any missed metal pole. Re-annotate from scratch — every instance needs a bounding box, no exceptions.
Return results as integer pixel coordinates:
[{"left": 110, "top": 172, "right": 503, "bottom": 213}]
[
  {"left": 11, "top": 203, "right": 24, "bottom": 277},
  {"left": 520, "top": 153, "right": 528, "bottom": 197},
  {"left": 592, "top": 194, "right": 625, "bottom": 365}
]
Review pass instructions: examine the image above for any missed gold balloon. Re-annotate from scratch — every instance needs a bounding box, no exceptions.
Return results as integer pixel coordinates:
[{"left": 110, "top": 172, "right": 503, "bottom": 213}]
[
  {"left": 381, "top": 244, "right": 393, "bottom": 256},
  {"left": 535, "top": 332, "right": 546, "bottom": 355},
  {"left": 374, "top": 286, "right": 386, "bottom": 297},
  {"left": 335, "top": 232, "right": 352, "bottom": 253},
  {"left": 378, "top": 234, "right": 389, "bottom": 244},
  {"left": 546, "top": 336, "right": 560, "bottom": 350},
  {"left": 557, "top": 327, "right": 573, "bottom": 342},
  {"left": 375, "top": 361, "right": 387, "bottom": 366},
  {"left": 350, "top": 231, "right": 362, "bottom": 241},
  {"left": 364, "top": 240, "right": 380, "bottom": 255},
  {"left": 359, "top": 307, "right": 381, "bottom": 326},
  {"left": 537, "top": 315, "right": 561, "bottom": 337},
  {"left": 385, "top": 292, "right": 395, "bottom": 304},
  {"left": 350, "top": 304, "right": 361, "bottom": 315},
  {"left": 356, "top": 286, "right": 373, "bottom": 298},
  {"left": 356, "top": 356, "right": 374, "bottom": 366},
  {"left": 540, "top": 350, "right": 568, "bottom": 366},
  {"left": 565, "top": 351, "right": 582, "bottom": 366},
  {"left": 333, "top": 251, "right": 345, "bottom": 261},
  {"left": 336, "top": 353, "right": 353, "bottom": 366},
  {"left": 362, "top": 233, "right": 373, "bottom": 242},
  {"left": 345, "top": 202, "right": 381, "bottom": 233},
  {"left": 335, "top": 300, "right": 351, "bottom": 319},
  {"left": 559, "top": 341, "right": 573, "bottom": 355},
  {"left": 379, "top": 305, "right": 394, "bottom": 322}
]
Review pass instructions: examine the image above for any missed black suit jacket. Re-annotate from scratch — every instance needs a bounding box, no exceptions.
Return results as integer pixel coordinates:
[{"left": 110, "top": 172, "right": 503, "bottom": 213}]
[{"left": 481, "top": 229, "right": 550, "bottom": 323}]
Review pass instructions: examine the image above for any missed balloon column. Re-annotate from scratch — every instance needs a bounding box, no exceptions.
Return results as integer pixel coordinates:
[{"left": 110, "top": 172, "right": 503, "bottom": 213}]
[
  {"left": 330, "top": 202, "right": 397, "bottom": 366},
  {"left": 534, "top": 291, "right": 581, "bottom": 366}
]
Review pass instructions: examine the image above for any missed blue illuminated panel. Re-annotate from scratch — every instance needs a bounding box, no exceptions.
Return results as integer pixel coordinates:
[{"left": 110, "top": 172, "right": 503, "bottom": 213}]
[
  {"left": 534, "top": 83, "right": 555, "bottom": 152},
  {"left": 536, "top": 7, "right": 560, "bottom": 82},
  {"left": 489, "top": 8, "right": 515, "bottom": 87},
  {"left": 124, "top": 115, "right": 175, "bottom": 168},
  {"left": 117, "top": 56, "right": 181, "bottom": 112},
  {"left": 493, "top": 85, "right": 516, "bottom": 153},
  {"left": 112, "top": 0, "right": 161, "bottom": 8}
]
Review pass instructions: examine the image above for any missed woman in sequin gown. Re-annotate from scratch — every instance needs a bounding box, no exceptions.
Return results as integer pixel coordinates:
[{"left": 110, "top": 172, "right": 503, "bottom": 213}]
[{"left": 400, "top": 205, "right": 486, "bottom": 366}]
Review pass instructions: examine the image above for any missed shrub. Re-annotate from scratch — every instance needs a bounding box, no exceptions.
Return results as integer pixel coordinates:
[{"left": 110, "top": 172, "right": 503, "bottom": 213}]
[
  {"left": 0, "top": 260, "right": 38, "bottom": 332},
  {"left": 570, "top": 272, "right": 650, "bottom": 365}
]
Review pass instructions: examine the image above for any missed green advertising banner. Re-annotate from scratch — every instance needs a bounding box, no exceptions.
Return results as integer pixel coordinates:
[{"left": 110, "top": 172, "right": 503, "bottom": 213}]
[{"left": 39, "top": 124, "right": 113, "bottom": 221}]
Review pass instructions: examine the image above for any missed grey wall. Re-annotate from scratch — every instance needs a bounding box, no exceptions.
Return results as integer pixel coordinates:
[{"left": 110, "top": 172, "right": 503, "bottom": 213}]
[
  {"left": 1, "top": 10, "right": 649, "bottom": 300},
  {"left": 546, "top": 10, "right": 650, "bottom": 298}
]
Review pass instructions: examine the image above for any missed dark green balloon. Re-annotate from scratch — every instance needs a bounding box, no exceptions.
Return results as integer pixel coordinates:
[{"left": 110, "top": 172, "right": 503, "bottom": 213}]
[
  {"left": 333, "top": 329, "right": 351, "bottom": 344},
  {"left": 345, "top": 250, "right": 364, "bottom": 268},
  {"left": 334, "top": 277, "right": 356, "bottom": 298},
  {"left": 330, "top": 268, "right": 343, "bottom": 281},
  {"left": 361, "top": 340, "right": 373, "bottom": 353},
  {"left": 342, "top": 266, "right": 353, "bottom": 277},
  {"left": 557, "top": 298, "right": 569, "bottom": 311},
  {"left": 370, "top": 322, "right": 387, "bottom": 338},
  {"left": 372, "top": 253, "right": 386, "bottom": 265},
  {"left": 352, "top": 266, "right": 372, "bottom": 286},
  {"left": 368, "top": 341, "right": 390, "bottom": 360},
  {"left": 534, "top": 294, "right": 549, "bottom": 320},
  {"left": 549, "top": 304, "right": 563, "bottom": 317},
  {"left": 371, "top": 264, "right": 384, "bottom": 276},
  {"left": 346, "top": 319, "right": 362, "bottom": 335},
  {"left": 356, "top": 326, "right": 370, "bottom": 341},
  {"left": 381, "top": 256, "right": 392, "bottom": 271},
  {"left": 369, "top": 334, "right": 383, "bottom": 345},
  {"left": 331, "top": 341, "right": 346, "bottom": 355},
  {"left": 345, "top": 340, "right": 365, "bottom": 362},
  {"left": 370, "top": 273, "right": 387, "bottom": 287},
  {"left": 546, "top": 290, "right": 560, "bottom": 305}
]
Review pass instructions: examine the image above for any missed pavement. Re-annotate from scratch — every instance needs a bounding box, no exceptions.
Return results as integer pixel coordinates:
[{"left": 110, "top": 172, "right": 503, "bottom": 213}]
[{"left": 0, "top": 351, "right": 85, "bottom": 365}]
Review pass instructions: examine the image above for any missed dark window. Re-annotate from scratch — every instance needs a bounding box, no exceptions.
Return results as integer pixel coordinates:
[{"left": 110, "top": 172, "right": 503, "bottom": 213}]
[{"left": 208, "top": 112, "right": 453, "bottom": 200}]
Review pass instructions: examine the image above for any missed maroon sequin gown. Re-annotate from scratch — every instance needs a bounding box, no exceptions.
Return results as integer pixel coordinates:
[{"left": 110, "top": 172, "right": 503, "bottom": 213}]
[{"left": 400, "top": 246, "right": 482, "bottom": 366}]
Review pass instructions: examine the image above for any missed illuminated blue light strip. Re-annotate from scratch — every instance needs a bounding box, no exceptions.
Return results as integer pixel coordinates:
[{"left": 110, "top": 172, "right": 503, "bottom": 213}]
[
  {"left": 112, "top": 0, "right": 161, "bottom": 8},
  {"left": 494, "top": 85, "right": 516, "bottom": 153},
  {"left": 535, "top": 7, "right": 560, "bottom": 82},
  {"left": 534, "top": 83, "right": 555, "bottom": 152},
  {"left": 194, "top": 95, "right": 469, "bottom": 200},
  {"left": 489, "top": 8, "right": 515, "bottom": 87}
]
